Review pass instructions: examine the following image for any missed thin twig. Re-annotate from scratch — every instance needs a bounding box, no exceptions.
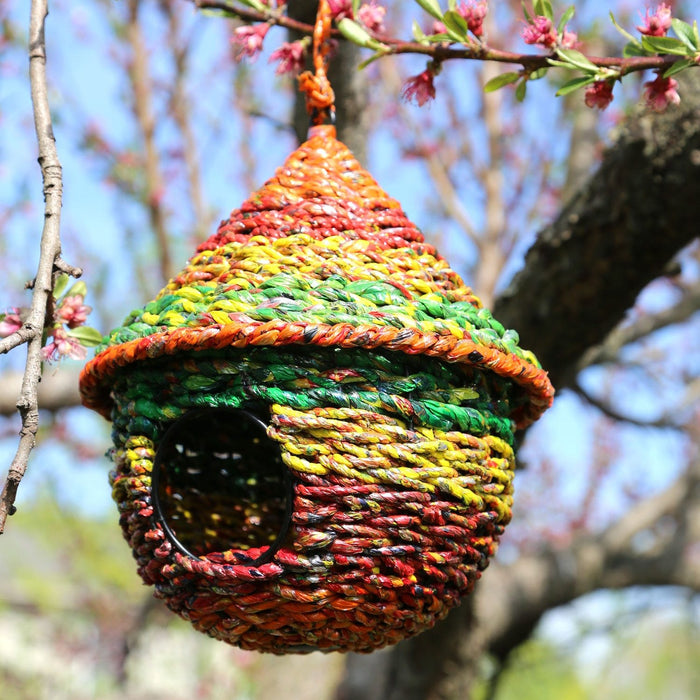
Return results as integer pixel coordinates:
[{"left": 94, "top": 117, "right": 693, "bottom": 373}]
[
  {"left": 579, "top": 282, "right": 700, "bottom": 370},
  {"left": 0, "top": 0, "right": 76, "bottom": 533},
  {"left": 574, "top": 382, "right": 683, "bottom": 431},
  {"left": 475, "top": 57, "right": 507, "bottom": 308},
  {"left": 126, "top": 0, "right": 173, "bottom": 285},
  {"left": 0, "top": 369, "right": 82, "bottom": 416},
  {"left": 378, "top": 60, "right": 479, "bottom": 247},
  {"left": 162, "top": 3, "right": 214, "bottom": 241}
]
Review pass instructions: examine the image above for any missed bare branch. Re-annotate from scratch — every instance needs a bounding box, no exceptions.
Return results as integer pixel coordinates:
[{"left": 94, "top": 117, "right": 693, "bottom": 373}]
[
  {"left": 126, "top": 0, "right": 173, "bottom": 284},
  {"left": 479, "top": 454, "right": 700, "bottom": 665},
  {"left": 0, "top": 370, "right": 82, "bottom": 417},
  {"left": 573, "top": 382, "right": 685, "bottom": 431},
  {"left": 579, "top": 282, "right": 700, "bottom": 370},
  {"left": 161, "top": 3, "right": 214, "bottom": 240},
  {"left": 475, "top": 58, "right": 507, "bottom": 308},
  {"left": 0, "top": 0, "right": 71, "bottom": 533}
]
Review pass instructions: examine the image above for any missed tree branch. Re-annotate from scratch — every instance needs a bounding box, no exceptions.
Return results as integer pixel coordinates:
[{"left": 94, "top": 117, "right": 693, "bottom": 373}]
[
  {"left": 493, "top": 72, "right": 700, "bottom": 390},
  {"left": 126, "top": 0, "right": 173, "bottom": 284},
  {"left": 480, "top": 453, "right": 700, "bottom": 665},
  {"left": 573, "top": 383, "right": 685, "bottom": 431},
  {"left": 0, "top": 370, "right": 82, "bottom": 417},
  {"left": 579, "top": 281, "right": 700, "bottom": 370},
  {"left": 193, "top": 0, "right": 690, "bottom": 76},
  {"left": 163, "top": 3, "right": 214, "bottom": 241},
  {"left": 0, "top": 0, "right": 76, "bottom": 534}
]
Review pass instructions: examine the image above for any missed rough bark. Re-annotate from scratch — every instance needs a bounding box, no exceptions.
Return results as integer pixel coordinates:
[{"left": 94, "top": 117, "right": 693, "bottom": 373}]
[{"left": 494, "top": 73, "right": 700, "bottom": 390}]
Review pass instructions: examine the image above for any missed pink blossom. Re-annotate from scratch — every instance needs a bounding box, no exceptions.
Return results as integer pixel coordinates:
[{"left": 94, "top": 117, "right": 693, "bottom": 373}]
[
  {"left": 42, "top": 327, "right": 87, "bottom": 362},
  {"left": 327, "top": 0, "right": 353, "bottom": 20},
  {"left": 56, "top": 294, "right": 92, "bottom": 328},
  {"left": 643, "top": 74, "right": 680, "bottom": 112},
  {"left": 358, "top": 2, "right": 386, "bottom": 34},
  {"left": 401, "top": 69, "right": 436, "bottom": 106},
  {"left": 231, "top": 24, "right": 269, "bottom": 62},
  {"left": 0, "top": 308, "right": 22, "bottom": 337},
  {"left": 432, "top": 21, "right": 448, "bottom": 34},
  {"left": 269, "top": 41, "right": 306, "bottom": 75},
  {"left": 521, "top": 16, "right": 557, "bottom": 48},
  {"left": 457, "top": 1, "right": 488, "bottom": 37},
  {"left": 584, "top": 81, "right": 614, "bottom": 110},
  {"left": 560, "top": 29, "right": 579, "bottom": 49},
  {"left": 637, "top": 3, "right": 672, "bottom": 37}
]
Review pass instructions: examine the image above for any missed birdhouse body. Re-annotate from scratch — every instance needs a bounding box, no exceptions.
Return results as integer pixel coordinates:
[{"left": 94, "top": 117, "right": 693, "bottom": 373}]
[{"left": 81, "top": 126, "right": 553, "bottom": 654}]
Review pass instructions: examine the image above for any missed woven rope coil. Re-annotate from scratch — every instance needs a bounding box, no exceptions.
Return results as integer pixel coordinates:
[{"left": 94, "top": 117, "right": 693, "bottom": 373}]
[{"left": 80, "top": 125, "right": 553, "bottom": 654}]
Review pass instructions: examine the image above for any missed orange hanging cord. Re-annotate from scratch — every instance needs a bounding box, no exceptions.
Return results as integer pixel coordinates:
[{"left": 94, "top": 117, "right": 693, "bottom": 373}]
[{"left": 298, "top": 0, "right": 335, "bottom": 125}]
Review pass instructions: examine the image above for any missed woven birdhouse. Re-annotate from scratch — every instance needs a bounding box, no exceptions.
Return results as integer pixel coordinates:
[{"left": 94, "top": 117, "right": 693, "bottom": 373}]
[
  {"left": 79, "top": 124, "right": 553, "bottom": 653},
  {"left": 79, "top": 2, "right": 552, "bottom": 654}
]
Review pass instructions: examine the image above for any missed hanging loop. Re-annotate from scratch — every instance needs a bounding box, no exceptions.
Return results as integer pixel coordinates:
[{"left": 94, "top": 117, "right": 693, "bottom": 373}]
[{"left": 298, "top": 0, "right": 335, "bottom": 125}]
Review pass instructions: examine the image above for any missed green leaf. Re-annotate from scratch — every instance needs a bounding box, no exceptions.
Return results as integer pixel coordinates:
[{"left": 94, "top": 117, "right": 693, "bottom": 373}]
[
  {"left": 515, "top": 79, "right": 527, "bottom": 102},
  {"left": 447, "top": 0, "right": 457, "bottom": 10},
  {"left": 529, "top": 67, "right": 549, "bottom": 81},
  {"left": 642, "top": 35, "right": 693, "bottom": 56},
  {"left": 337, "top": 18, "right": 384, "bottom": 49},
  {"left": 609, "top": 12, "right": 642, "bottom": 47},
  {"left": 623, "top": 41, "right": 648, "bottom": 57},
  {"left": 66, "top": 326, "right": 103, "bottom": 347},
  {"left": 65, "top": 280, "right": 87, "bottom": 298},
  {"left": 671, "top": 18, "right": 698, "bottom": 51},
  {"left": 546, "top": 59, "right": 574, "bottom": 69},
  {"left": 521, "top": 1, "right": 532, "bottom": 23},
  {"left": 352, "top": 0, "right": 362, "bottom": 15},
  {"left": 427, "top": 33, "right": 452, "bottom": 42},
  {"left": 412, "top": 20, "right": 428, "bottom": 43},
  {"left": 238, "top": 0, "right": 267, "bottom": 12},
  {"left": 534, "top": 0, "right": 553, "bottom": 21},
  {"left": 663, "top": 57, "right": 696, "bottom": 78},
  {"left": 556, "top": 75, "right": 596, "bottom": 96},
  {"left": 415, "top": 0, "right": 444, "bottom": 21},
  {"left": 357, "top": 48, "right": 390, "bottom": 70},
  {"left": 557, "top": 5, "right": 575, "bottom": 34},
  {"left": 199, "top": 8, "right": 236, "bottom": 18},
  {"left": 53, "top": 274, "right": 69, "bottom": 299},
  {"left": 555, "top": 48, "right": 598, "bottom": 72},
  {"left": 483, "top": 71, "right": 521, "bottom": 92},
  {"left": 442, "top": 10, "right": 469, "bottom": 41}
]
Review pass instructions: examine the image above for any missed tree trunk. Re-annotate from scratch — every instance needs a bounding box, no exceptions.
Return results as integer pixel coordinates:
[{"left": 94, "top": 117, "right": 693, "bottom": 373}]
[{"left": 494, "top": 72, "right": 700, "bottom": 390}]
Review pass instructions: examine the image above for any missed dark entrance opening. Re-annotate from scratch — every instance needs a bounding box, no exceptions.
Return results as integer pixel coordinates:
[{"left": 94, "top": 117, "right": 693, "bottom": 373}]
[{"left": 152, "top": 407, "right": 292, "bottom": 566}]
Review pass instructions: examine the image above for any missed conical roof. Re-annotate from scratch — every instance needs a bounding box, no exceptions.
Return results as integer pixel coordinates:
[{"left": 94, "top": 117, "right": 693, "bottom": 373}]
[{"left": 79, "top": 125, "right": 553, "bottom": 425}]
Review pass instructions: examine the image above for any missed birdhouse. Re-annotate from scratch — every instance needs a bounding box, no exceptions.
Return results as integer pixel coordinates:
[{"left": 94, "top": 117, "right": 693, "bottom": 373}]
[
  {"left": 79, "top": 124, "right": 552, "bottom": 654},
  {"left": 79, "top": 1, "right": 553, "bottom": 654}
]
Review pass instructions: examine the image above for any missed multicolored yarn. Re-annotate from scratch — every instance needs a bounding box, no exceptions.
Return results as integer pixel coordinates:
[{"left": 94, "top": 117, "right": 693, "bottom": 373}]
[{"left": 79, "top": 124, "right": 553, "bottom": 654}]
